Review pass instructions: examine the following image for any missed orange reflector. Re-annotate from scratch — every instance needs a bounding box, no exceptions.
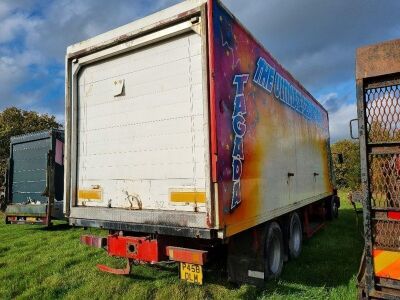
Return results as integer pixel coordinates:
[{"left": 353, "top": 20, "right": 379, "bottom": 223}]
[
  {"left": 388, "top": 211, "right": 400, "bottom": 220},
  {"left": 170, "top": 191, "right": 206, "bottom": 203},
  {"left": 166, "top": 246, "right": 207, "bottom": 265},
  {"left": 78, "top": 189, "right": 102, "bottom": 201},
  {"left": 374, "top": 249, "right": 400, "bottom": 280}
]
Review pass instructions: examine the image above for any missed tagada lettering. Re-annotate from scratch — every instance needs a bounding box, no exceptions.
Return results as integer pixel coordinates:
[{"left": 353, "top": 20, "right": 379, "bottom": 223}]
[{"left": 231, "top": 74, "right": 249, "bottom": 211}]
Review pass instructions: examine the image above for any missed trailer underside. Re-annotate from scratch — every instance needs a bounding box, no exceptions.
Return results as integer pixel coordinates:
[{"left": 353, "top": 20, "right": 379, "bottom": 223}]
[{"left": 70, "top": 217, "right": 218, "bottom": 239}]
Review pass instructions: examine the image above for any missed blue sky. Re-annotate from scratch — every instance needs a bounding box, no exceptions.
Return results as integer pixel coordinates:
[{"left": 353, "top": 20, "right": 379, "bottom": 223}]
[{"left": 0, "top": 0, "right": 399, "bottom": 141}]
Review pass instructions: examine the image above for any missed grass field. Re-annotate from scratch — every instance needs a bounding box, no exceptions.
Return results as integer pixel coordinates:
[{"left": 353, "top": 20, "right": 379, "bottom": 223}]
[{"left": 0, "top": 191, "right": 364, "bottom": 299}]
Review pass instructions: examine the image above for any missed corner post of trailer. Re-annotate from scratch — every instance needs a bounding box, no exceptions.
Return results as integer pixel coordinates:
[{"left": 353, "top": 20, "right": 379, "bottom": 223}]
[
  {"left": 206, "top": 0, "right": 221, "bottom": 229},
  {"left": 65, "top": 57, "right": 81, "bottom": 216},
  {"left": 6, "top": 136, "right": 14, "bottom": 207},
  {"left": 46, "top": 149, "right": 55, "bottom": 225},
  {"left": 5, "top": 158, "right": 12, "bottom": 206},
  {"left": 200, "top": 2, "right": 215, "bottom": 228},
  {"left": 356, "top": 77, "right": 375, "bottom": 294},
  {"left": 63, "top": 55, "right": 71, "bottom": 218}
]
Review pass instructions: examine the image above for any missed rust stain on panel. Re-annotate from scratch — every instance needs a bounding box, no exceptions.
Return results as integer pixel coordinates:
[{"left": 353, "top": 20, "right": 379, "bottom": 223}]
[{"left": 356, "top": 39, "right": 400, "bottom": 80}]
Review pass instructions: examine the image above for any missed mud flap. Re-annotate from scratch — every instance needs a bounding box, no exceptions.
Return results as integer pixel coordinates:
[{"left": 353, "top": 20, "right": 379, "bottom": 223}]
[
  {"left": 227, "top": 254, "right": 265, "bottom": 287},
  {"left": 227, "top": 225, "right": 267, "bottom": 287}
]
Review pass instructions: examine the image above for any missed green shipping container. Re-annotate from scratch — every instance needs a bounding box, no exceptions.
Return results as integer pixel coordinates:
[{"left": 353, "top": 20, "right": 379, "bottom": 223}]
[{"left": 5, "top": 129, "right": 64, "bottom": 225}]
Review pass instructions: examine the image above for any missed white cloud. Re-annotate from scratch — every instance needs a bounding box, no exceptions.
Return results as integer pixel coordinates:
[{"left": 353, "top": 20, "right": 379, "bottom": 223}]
[
  {"left": 0, "top": 50, "right": 44, "bottom": 109},
  {"left": 24, "top": 0, "right": 180, "bottom": 62},
  {"left": 319, "top": 92, "right": 357, "bottom": 141},
  {"left": 0, "top": 13, "right": 38, "bottom": 43},
  {"left": 0, "top": 56, "right": 26, "bottom": 102},
  {"left": 0, "top": 0, "right": 180, "bottom": 114},
  {"left": 319, "top": 92, "right": 357, "bottom": 143},
  {"left": 328, "top": 102, "right": 357, "bottom": 142},
  {"left": 0, "top": 1, "right": 33, "bottom": 19}
]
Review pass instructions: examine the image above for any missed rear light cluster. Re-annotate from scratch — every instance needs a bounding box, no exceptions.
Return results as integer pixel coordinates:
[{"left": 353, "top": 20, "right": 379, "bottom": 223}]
[{"left": 388, "top": 212, "right": 400, "bottom": 220}]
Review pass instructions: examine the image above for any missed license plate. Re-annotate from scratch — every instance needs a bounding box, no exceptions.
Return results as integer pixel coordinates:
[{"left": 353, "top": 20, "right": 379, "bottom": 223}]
[
  {"left": 26, "top": 217, "right": 37, "bottom": 222},
  {"left": 180, "top": 262, "right": 203, "bottom": 285}
]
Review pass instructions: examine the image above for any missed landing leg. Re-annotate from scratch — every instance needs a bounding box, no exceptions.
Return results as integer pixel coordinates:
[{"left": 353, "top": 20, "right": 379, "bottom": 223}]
[{"left": 97, "top": 258, "right": 133, "bottom": 275}]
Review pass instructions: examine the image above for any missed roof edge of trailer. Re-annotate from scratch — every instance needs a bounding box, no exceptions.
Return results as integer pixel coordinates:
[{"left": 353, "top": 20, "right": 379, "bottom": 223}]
[
  {"left": 10, "top": 129, "right": 64, "bottom": 145},
  {"left": 66, "top": 0, "right": 207, "bottom": 58}
]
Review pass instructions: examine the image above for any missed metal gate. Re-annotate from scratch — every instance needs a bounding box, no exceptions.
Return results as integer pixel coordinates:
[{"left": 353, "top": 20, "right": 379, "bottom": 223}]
[{"left": 356, "top": 39, "right": 400, "bottom": 299}]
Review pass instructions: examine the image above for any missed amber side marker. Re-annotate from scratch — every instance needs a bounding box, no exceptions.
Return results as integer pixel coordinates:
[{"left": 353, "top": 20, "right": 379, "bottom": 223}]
[
  {"left": 170, "top": 191, "right": 206, "bottom": 203},
  {"left": 78, "top": 189, "right": 102, "bottom": 201}
]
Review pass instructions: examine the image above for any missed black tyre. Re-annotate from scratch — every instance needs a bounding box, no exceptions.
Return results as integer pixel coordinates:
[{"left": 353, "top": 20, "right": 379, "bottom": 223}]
[
  {"left": 326, "top": 196, "right": 339, "bottom": 220},
  {"left": 265, "top": 221, "right": 284, "bottom": 280},
  {"left": 288, "top": 212, "right": 303, "bottom": 259}
]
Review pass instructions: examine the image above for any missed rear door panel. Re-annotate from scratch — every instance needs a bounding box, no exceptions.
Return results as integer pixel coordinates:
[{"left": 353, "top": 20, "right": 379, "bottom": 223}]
[{"left": 76, "top": 31, "right": 208, "bottom": 212}]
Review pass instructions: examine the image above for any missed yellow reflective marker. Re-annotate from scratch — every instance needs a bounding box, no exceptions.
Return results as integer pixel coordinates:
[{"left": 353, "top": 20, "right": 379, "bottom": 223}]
[
  {"left": 78, "top": 189, "right": 102, "bottom": 201},
  {"left": 170, "top": 191, "right": 206, "bottom": 203},
  {"left": 374, "top": 249, "right": 400, "bottom": 279}
]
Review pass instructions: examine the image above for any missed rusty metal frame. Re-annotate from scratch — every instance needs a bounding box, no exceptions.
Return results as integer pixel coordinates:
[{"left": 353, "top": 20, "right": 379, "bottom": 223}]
[
  {"left": 356, "top": 38, "right": 400, "bottom": 299},
  {"left": 357, "top": 76, "right": 375, "bottom": 295}
]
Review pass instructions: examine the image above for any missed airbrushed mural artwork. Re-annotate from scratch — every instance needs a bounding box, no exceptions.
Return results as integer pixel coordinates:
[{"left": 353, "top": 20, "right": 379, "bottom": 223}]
[{"left": 210, "top": 0, "right": 333, "bottom": 236}]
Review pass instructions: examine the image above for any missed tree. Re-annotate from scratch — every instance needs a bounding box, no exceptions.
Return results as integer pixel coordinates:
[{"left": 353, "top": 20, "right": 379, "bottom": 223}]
[
  {"left": 0, "top": 107, "right": 61, "bottom": 186},
  {"left": 331, "top": 139, "right": 361, "bottom": 190}
]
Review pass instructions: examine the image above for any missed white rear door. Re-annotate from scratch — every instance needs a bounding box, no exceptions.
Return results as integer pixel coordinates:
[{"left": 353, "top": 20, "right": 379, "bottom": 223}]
[{"left": 76, "top": 31, "right": 208, "bottom": 212}]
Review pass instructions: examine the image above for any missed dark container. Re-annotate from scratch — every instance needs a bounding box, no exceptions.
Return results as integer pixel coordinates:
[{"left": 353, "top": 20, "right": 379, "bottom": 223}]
[{"left": 5, "top": 129, "right": 64, "bottom": 225}]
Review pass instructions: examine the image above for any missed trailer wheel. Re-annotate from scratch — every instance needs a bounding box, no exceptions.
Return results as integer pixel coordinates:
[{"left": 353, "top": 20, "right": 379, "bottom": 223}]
[
  {"left": 265, "top": 222, "right": 284, "bottom": 280},
  {"left": 326, "top": 197, "right": 339, "bottom": 220},
  {"left": 288, "top": 212, "right": 302, "bottom": 259}
]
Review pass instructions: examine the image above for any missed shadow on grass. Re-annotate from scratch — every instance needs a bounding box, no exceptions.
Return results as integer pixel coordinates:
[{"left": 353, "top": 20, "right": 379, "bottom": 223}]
[
  {"left": 126, "top": 267, "right": 178, "bottom": 281},
  {"left": 43, "top": 223, "right": 71, "bottom": 231},
  {"left": 19, "top": 222, "right": 71, "bottom": 233}
]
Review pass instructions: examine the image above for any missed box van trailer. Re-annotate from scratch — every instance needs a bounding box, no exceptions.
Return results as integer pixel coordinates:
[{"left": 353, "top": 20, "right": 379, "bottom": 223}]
[
  {"left": 5, "top": 129, "right": 65, "bottom": 225},
  {"left": 65, "top": 0, "right": 339, "bottom": 285}
]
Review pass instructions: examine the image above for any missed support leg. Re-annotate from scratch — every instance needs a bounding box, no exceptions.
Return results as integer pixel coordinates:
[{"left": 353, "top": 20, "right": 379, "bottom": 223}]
[{"left": 97, "top": 258, "right": 133, "bottom": 275}]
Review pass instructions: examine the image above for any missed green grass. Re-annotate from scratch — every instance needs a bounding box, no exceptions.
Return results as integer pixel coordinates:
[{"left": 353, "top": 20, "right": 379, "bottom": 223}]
[{"left": 0, "top": 190, "right": 363, "bottom": 299}]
